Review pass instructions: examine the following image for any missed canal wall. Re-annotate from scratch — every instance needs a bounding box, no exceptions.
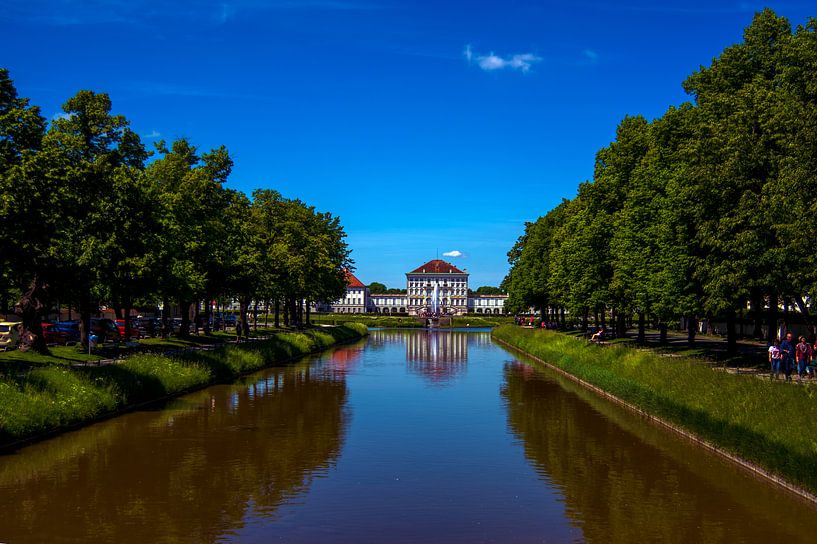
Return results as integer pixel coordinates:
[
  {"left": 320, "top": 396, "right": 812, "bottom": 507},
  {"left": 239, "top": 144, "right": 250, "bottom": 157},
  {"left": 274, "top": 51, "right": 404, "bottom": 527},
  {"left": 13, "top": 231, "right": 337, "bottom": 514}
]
[
  {"left": 0, "top": 324, "right": 368, "bottom": 451},
  {"left": 492, "top": 325, "right": 817, "bottom": 505}
]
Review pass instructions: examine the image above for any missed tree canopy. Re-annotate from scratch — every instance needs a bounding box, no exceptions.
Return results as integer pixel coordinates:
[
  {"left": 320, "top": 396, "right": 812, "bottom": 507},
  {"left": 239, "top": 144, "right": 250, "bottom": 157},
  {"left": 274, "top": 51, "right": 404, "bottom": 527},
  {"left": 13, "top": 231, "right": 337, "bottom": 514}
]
[
  {"left": 0, "top": 71, "right": 352, "bottom": 352},
  {"left": 503, "top": 10, "right": 817, "bottom": 350}
]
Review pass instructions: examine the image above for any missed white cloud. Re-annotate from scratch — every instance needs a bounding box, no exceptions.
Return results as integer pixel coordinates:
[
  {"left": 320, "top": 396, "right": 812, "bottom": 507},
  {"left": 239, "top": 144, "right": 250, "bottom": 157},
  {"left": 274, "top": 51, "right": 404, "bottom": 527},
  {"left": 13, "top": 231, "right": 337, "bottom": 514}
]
[
  {"left": 464, "top": 46, "right": 542, "bottom": 73},
  {"left": 583, "top": 49, "right": 599, "bottom": 63},
  {"left": 50, "top": 112, "right": 71, "bottom": 122},
  {"left": 144, "top": 130, "right": 161, "bottom": 138},
  {"left": 443, "top": 250, "right": 464, "bottom": 258}
]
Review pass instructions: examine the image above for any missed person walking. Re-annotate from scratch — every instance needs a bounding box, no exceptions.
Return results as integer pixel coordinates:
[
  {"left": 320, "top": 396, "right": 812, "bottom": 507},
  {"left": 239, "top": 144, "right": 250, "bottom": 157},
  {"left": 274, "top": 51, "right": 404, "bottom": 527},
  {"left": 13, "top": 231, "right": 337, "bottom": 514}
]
[
  {"left": 780, "top": 332, "right": 796, "bottom": 382},
  {"left": 768, "top": 339, "right": 782, "bottom": 380},
  {"left": 796, "top": 336, "right": 811, "bottom": 383},
  {"left": 235, "top": 319, "right": 242, "bottom": 342}
]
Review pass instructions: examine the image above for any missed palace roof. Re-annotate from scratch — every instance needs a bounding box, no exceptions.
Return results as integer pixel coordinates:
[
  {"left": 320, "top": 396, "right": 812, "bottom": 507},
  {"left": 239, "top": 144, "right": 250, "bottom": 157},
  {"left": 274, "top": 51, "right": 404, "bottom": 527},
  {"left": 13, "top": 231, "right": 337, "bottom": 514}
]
[
  {"left": 345, "top": 269, "right": 366, "bottom": 288},
  {"left": 408, "top": 259, "right": 467, "bottom": 275}
]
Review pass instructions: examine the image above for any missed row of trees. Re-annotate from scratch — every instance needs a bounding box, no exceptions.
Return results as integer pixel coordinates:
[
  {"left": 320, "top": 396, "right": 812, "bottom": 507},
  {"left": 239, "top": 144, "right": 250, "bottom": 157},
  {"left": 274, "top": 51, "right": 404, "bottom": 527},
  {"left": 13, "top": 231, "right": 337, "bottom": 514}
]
[
  {"left": 503, "top": 10, "right": 817, "bottom": 352},
  {"left": 0, "top": 69, "right": 351, "bottom": 353}
]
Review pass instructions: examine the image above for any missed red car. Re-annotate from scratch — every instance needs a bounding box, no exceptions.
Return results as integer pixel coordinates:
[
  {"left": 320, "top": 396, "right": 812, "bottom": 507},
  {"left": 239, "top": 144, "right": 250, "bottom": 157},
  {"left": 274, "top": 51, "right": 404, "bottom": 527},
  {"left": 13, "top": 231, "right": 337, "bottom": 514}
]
[
  {"left": 114, "top": 319, "right": 142, "bottom": 339},
  {"left": 41, "top": 323, "right": 69, "bottom": 346}
]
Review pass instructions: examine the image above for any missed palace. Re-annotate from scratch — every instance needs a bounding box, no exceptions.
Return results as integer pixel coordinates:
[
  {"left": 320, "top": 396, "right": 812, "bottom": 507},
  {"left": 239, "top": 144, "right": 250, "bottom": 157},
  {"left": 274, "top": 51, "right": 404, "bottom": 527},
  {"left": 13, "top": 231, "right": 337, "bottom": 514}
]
[{"left": 315, "top": 259, "right": 508, "bottom": 315}]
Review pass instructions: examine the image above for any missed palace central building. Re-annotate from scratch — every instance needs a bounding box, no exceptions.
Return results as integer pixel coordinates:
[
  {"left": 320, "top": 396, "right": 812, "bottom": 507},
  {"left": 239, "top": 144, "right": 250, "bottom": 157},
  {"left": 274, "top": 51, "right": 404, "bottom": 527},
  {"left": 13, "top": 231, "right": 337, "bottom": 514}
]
[
  {"left": 316, "top": 259, "right": 507, "bottom": 316},
  {"left": 406, "top": 260, "right": 468, "bottom": 315}
]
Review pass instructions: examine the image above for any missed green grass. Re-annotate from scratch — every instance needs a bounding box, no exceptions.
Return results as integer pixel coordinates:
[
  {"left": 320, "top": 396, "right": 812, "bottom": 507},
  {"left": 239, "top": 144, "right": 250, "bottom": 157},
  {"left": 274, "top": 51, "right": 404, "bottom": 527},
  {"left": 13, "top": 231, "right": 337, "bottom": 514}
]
[
  {"left": 0, "top": 345, "right": 105, "bottom": 367},
  {"left": 452, "top": 315, "right": 513, "bottom": 327},
  {"left": 0, "top": 324, "right": 367, "bottom": 446},
  {"left": 310, "top": 314, "right": 425, "bottom": 328},
  {"left": 492, "top": 325, "right": 817, "bottom": 495},
  {"left": 0, "top": 325, "right": 292, "bottom": 369}
]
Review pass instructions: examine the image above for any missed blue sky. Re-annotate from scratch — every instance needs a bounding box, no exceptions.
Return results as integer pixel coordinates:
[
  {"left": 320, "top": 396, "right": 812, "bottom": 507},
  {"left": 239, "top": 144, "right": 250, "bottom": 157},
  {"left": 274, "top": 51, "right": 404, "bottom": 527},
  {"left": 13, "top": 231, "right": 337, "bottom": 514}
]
[{"left": 3, "top": 1, "right": 814, "bottom": 288}]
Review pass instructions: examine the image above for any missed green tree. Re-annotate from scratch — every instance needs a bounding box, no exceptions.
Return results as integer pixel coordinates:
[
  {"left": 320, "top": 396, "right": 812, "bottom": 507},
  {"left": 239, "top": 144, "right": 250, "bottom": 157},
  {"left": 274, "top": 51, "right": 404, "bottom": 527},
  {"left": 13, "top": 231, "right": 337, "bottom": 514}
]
[
  {"left": 0, "top": 68, "right": 47, "bottom": 347},
  {"left": 368, "top": 282, "right": 386, "bottom": 294}
]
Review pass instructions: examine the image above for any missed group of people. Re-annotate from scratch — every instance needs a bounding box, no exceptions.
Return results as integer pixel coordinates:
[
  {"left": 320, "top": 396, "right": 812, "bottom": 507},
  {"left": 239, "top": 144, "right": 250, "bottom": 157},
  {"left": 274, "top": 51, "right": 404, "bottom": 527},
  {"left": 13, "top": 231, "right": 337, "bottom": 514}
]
[
  {"left": 514, "top": 317, "right": 559, "bottom": 330},
  {"left": 768, "top": 332, "right": 817, "bottom": 382}
]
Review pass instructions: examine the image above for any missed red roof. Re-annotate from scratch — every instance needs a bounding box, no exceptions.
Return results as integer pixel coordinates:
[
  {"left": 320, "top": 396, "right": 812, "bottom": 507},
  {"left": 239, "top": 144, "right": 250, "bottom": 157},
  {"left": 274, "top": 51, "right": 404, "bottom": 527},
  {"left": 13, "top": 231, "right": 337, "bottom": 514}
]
[
  {"left": 344, "top": 269, "right": 366, "bottom": 288},
  {"left": 408, "top": 259, "right": 466, "bottom": 275}
]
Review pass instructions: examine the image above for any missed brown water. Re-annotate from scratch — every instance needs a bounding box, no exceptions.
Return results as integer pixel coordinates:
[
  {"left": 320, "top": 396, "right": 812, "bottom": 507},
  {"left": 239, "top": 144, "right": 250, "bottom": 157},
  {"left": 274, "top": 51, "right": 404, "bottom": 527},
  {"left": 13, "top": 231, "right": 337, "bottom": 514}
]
[{"left": 0, "top": 328, "right": 815, "bottom": 543}]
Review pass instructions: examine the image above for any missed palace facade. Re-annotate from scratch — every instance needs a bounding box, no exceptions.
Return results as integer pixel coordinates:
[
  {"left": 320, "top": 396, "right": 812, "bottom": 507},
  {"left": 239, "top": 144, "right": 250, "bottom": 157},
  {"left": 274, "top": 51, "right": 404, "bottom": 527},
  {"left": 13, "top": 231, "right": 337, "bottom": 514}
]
[{"left": 315, "top": 259, "right": 508, "bottom": 315}]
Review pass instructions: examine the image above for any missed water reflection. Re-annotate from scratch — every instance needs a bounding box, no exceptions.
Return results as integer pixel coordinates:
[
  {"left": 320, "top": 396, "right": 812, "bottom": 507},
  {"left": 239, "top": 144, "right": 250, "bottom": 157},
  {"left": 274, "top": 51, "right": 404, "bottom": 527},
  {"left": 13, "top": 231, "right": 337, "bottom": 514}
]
[
  {"left": 501, "top": 360, "right": 817, "bottom": 543},
  {"left": 0, "top": 355, "right": 350, "bottom": 544},
  {"left": 405, "top": 330, "right": 468, "bottom": 385}
]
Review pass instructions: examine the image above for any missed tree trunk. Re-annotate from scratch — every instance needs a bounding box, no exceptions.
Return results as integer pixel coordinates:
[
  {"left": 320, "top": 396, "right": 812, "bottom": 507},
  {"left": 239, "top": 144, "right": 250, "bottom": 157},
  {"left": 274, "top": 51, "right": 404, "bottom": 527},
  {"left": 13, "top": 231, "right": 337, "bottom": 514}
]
[
  {"left": 726, "top": 308, "right": 737, "bottom": 355},
  {"left": 203, "top": 296, "right": 212, "bottom": 336},
  {"left": 275, "top": 299, "right": 280, "bottom": 328},
  {"left": 767, "top": 292, "right": 778, "bottom": 343},
  {"left": 306, "top": 299, "right": 311, "bottom": 326},
  {"left": 637, "top": 312, "right": 645, "bottom": 343},
  {"left": 283, "top": 297, "right": 290, "bottom": 327},
  {"left": 560, "top": 307, "right": 565, "bottom": 328},
  {"left": 253, "top": 300, "right": 259, "bottom": 331},
  {"left": 582, "top": 307, "right": 589, "bottom": 332},
  {"left": 178, "top": 299, "right": 191, "bottom": 339},
  {"left": 751, "top": 292, "right": 763, "bottom": 339},
  {"left": 687, "top": 315, "right": 697, "bottom": 347},
  {"left": 79, "top": 290, "right": 92, "bottom": 349},
  {"left": 162, "top": 298, "right": 171, "bottom": 338},
  {"left": 616, "top": 311, "right": 627, "bottom": 338},
  {"left": 264, "top": 300, "right": 269, "bottom": 329},
  {"left": 296, "top": 298, "right": 304, "bottom": 329},
  {"left": 659, "top": 322, "right": 668, "bottom": 345},
  {"left": 240, "top": 297, "right": 251, "bottom": 339},
  {"left": 783, "top": 298, "right": 790, "bottom": 335},
  {"left": 14, "top": 277, "right": 50, "bottom": 354}
]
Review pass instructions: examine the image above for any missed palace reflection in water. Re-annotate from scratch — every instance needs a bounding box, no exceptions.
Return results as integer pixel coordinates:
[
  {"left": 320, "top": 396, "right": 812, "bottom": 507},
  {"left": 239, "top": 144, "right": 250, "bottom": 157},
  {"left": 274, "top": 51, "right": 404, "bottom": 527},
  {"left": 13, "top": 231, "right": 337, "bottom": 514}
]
[
  {"left": 369, "top": 328, "right": 492, "bottom": 385},
  {"left": 2, "top": 330, "right": 816, "bottom": 543}
]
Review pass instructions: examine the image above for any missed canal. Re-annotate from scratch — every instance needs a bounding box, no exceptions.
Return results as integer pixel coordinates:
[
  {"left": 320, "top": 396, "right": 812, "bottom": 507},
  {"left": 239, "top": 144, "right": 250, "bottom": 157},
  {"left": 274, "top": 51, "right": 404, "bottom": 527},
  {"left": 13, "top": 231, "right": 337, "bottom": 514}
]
[{"left": 1, "top": 328, "right": 815, "bottom": 543}]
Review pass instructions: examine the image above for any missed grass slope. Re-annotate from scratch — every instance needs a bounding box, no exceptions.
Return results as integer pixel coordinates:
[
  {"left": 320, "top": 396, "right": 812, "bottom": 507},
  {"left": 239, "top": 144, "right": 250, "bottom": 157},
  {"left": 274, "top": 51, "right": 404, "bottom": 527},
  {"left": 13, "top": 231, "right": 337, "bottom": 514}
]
[
  {"left": 0, "top": 324, "right": 367, "bottom": 446},
  {"left": 492, "top": 325, "right": 817, "bottom": 495}
]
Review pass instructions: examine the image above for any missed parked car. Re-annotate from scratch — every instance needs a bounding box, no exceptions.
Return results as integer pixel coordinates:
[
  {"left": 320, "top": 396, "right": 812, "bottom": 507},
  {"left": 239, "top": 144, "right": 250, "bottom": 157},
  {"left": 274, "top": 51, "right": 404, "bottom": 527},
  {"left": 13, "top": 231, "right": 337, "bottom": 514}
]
[
  {"left": 133, "top": 317, "right": 160, "bottom": 337},
  {"left": 0, "top": 322, "right": 21, "bottom": 351},
  {"left": 114, "top": 319, "right": 145, "bottom": 339},
  {"left": 170, "top": 318, "right": 195, "bottom": 335},
  {"left": 223, "top": 314, "right": 237, "bottom": 327},
  {"left": 41, "top": 323, "right": 70, "bottom": 346},
  {"left": 90, "top": 318, "right": 121, "bottom": 343},
  {"left": 52, "top": 321, "right": 81, "bottom": 344}
]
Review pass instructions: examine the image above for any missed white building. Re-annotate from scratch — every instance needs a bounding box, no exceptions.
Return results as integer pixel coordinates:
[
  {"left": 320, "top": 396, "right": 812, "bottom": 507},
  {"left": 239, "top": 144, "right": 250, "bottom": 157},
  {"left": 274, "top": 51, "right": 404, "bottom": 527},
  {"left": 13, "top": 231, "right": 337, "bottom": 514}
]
[
  {"left": 315, "top": 270, "right": 369, "bottom": 313},
  {"left": 369, "top": 294, "right": 407, "bottom": 314},
  {"left": 467, "top": 295, "right": 506, "bottom": 315},
  {"left": 315, "top": 260, "right": 508, "bottom": 315},
  {"left": 406, "top": 260, "right": 469, "bottom": 316}
]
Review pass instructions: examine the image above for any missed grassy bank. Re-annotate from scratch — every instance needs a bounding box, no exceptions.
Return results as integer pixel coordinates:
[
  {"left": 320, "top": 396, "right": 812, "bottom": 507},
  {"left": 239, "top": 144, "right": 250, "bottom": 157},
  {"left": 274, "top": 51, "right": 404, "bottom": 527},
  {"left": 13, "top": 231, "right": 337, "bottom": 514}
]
[
  {"left": 492, "top": 325, "right": 817, "bottom": 496},
  {"left": 0, "top": 324, "right": 367, "bottom": 447},
  {"left": 310, "top": 314, "right": 424, "bottom": 328}
]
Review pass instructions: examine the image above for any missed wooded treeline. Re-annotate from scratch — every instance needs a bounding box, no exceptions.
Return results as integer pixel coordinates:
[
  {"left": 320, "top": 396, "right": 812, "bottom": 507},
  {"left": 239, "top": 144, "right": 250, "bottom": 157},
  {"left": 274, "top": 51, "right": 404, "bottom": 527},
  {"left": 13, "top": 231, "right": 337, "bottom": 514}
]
[
  {"left": 0, "top": 70, "right": 351, "bottom": 353},
  {"left": 503, "top": 10, "right": 817, "bottom": 352}
]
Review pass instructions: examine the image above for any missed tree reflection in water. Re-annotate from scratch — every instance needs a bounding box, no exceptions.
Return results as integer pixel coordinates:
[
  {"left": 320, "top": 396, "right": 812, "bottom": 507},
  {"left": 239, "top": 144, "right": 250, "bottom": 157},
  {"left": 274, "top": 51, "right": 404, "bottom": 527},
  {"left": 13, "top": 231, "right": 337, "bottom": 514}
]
[
  {"left": 501, "top": 360, "right": 817, "bottom": 544},
  {"left": 0, "top": 357, "right": 350, "bottom": 544}
]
